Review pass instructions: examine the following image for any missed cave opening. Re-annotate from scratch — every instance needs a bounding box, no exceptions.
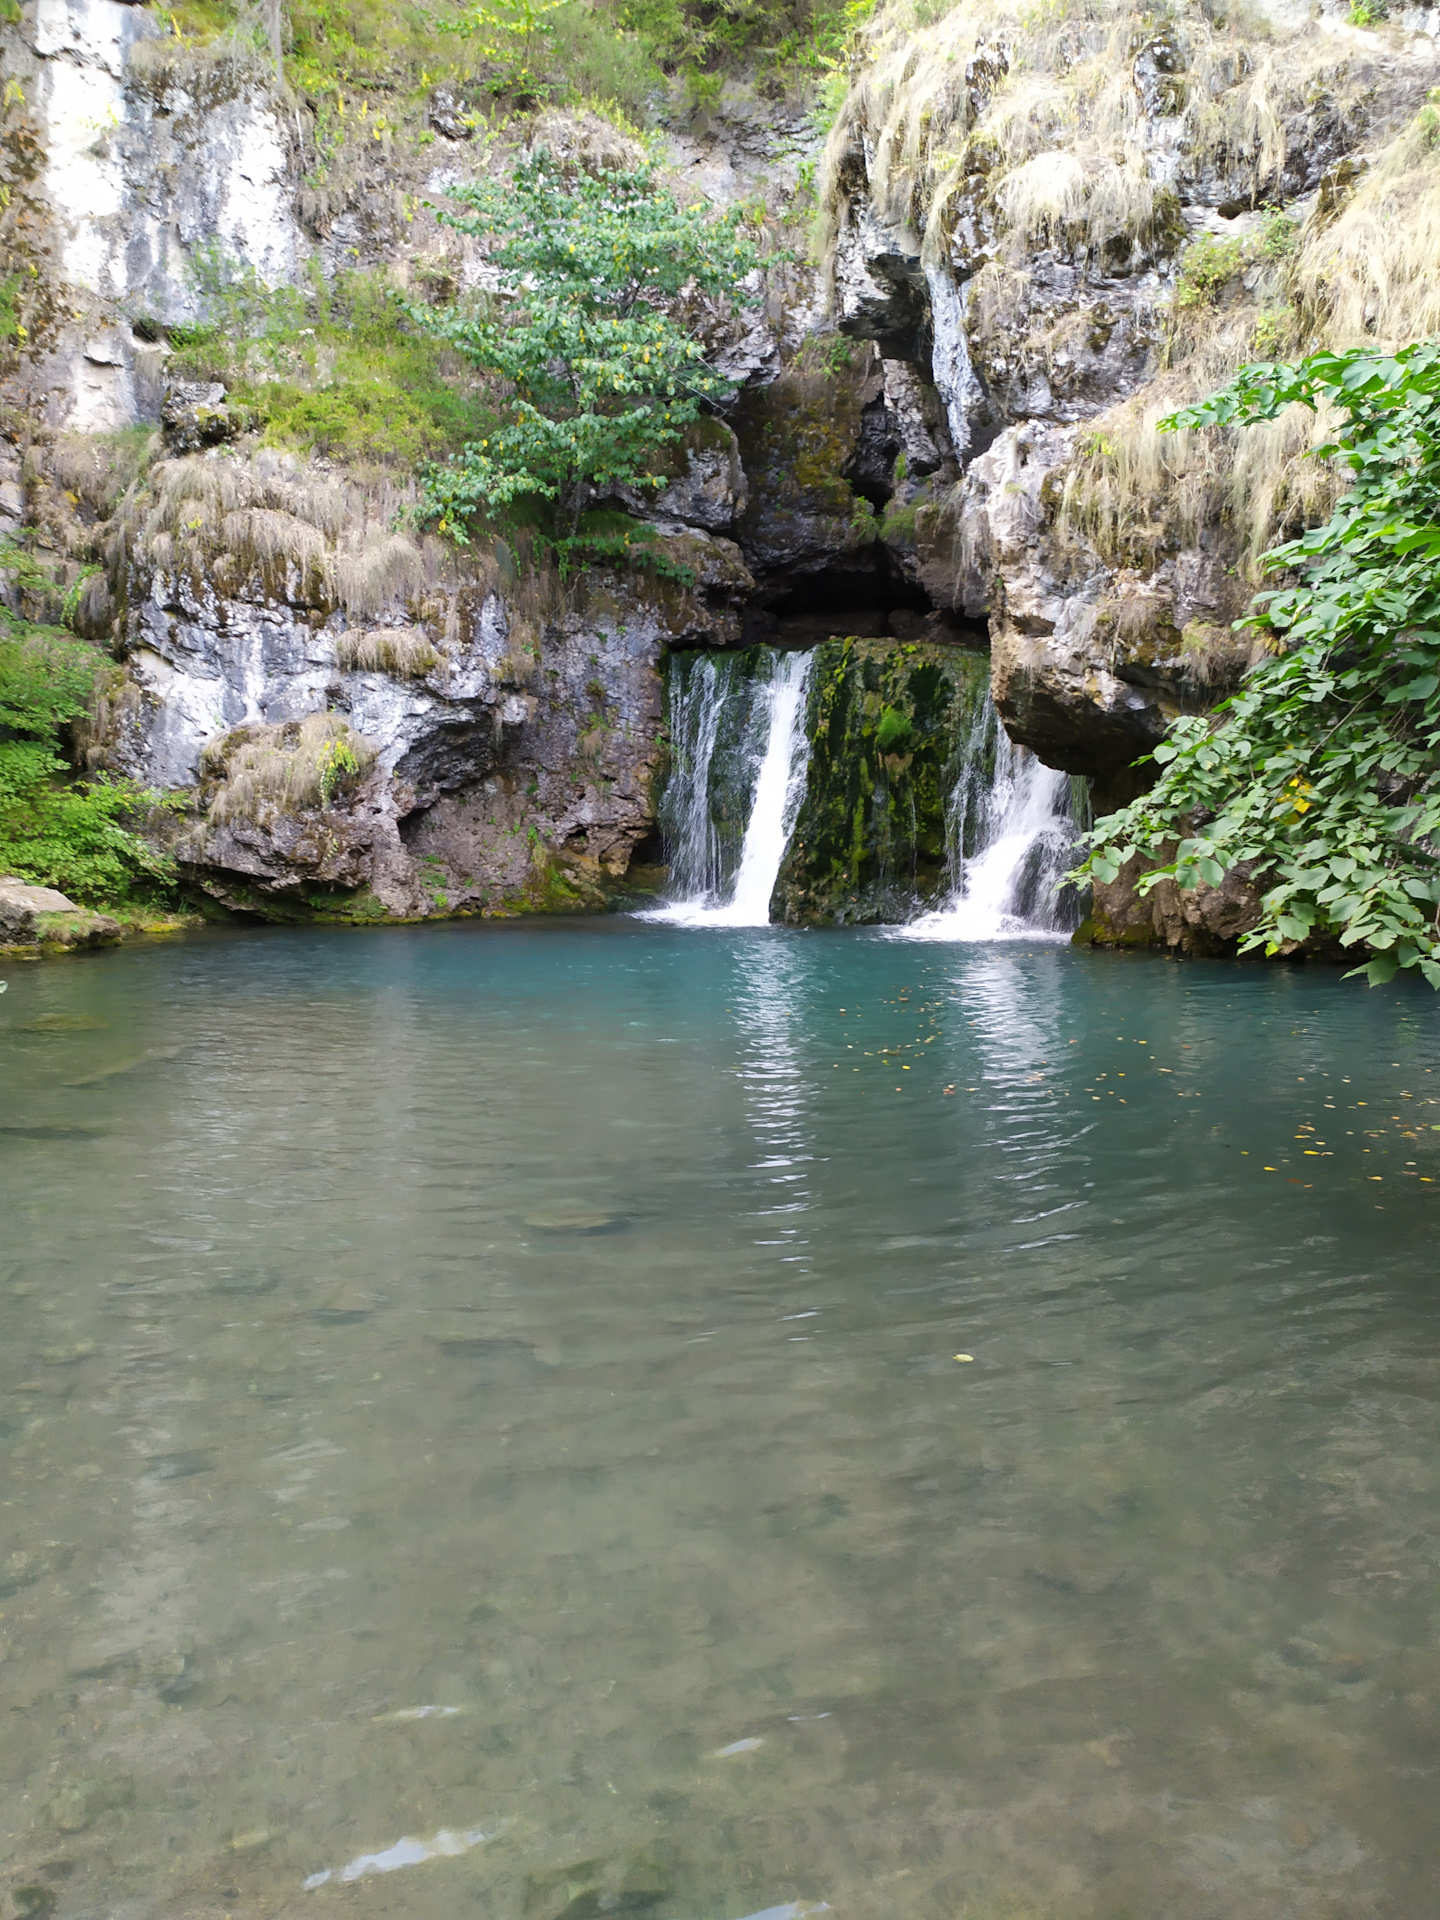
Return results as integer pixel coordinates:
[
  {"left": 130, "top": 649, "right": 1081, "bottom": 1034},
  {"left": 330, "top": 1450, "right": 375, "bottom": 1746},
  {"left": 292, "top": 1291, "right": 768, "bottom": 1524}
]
[{"left": 727, "top": 549, "right": 988, "bottom": 653}]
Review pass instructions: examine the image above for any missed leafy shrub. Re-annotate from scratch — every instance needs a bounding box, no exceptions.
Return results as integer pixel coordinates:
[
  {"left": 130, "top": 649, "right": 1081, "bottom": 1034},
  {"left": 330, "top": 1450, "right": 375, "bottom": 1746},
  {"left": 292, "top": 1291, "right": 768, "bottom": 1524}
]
[
  {"left": 169, "top": 266, "right": 483, "bottom": 470},
  {"left": 1174, "top": 233, "right": 1249, "bottom": 309},
  {"left": 0, "top": 609, "right": 176, "bottom": 907},
  {"left": 1077, "top": 341, "right": 1440, "bottom": 987}
]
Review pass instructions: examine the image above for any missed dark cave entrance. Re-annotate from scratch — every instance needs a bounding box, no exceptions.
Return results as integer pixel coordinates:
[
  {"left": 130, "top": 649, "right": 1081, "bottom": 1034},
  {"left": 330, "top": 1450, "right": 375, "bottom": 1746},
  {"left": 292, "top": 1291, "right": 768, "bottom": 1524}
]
[{"left": 732, "top": 549, "right": 988, "bottom": 653}]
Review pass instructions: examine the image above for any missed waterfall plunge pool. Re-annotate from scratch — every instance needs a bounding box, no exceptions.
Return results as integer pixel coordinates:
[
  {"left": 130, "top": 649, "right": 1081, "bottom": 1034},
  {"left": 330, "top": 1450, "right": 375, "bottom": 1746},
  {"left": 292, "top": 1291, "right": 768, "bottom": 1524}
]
[{"left": 1, "top": 922, "right": 1437, "bottom": 1920}]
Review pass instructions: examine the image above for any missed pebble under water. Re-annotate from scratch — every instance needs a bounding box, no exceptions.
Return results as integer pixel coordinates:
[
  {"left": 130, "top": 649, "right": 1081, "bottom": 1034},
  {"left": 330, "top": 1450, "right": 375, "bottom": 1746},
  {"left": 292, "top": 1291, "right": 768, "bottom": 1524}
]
[{"left": 1, "top": 921, "right": 1437, "bottom": 1920}]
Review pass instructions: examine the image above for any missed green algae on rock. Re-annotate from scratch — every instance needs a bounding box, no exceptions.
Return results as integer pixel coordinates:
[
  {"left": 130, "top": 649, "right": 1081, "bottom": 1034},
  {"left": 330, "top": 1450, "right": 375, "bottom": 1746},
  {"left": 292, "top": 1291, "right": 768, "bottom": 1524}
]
[{"left": 775, "top": 636, "right": 990, "bottom": 925}]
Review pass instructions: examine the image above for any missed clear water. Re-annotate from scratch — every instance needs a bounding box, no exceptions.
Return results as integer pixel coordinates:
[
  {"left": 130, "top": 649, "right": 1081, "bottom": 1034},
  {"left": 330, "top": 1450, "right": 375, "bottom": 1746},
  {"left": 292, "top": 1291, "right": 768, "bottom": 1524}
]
[{"left": 2, "top": 925, "right": 1438, "bottom": 1920}]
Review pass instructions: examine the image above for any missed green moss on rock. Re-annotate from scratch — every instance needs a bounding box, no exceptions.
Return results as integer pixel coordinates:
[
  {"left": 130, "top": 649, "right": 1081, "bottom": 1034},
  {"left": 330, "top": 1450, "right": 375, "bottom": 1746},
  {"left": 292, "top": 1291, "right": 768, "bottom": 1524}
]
[
  {"left": 775, "top": 637, "right": 991, "bottom": 925},
  {"left": 732, "top": 362, "right": 876, "bottom": 571}
]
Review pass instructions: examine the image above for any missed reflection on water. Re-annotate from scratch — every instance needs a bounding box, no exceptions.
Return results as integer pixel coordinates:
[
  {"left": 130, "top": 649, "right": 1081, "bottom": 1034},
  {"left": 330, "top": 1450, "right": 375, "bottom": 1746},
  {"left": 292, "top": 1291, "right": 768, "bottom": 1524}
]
[{"left": 1, "top": 924, "right": 1437, "bottom": 1920}]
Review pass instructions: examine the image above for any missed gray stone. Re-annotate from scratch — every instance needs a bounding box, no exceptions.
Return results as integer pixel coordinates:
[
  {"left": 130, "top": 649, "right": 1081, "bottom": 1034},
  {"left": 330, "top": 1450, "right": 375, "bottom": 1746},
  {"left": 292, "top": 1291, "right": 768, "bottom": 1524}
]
[
  {"left": 0, "top": 878, "right": 123, "bottom": 950},
  {"left": 161, "top": 380, "right": 239, "bottom": 453},
  {"left": 833, "top": 204, "right": 930, "bottom": 359},
  {"left": 428, "top": 84, "right": 474, "bottom": 140}
]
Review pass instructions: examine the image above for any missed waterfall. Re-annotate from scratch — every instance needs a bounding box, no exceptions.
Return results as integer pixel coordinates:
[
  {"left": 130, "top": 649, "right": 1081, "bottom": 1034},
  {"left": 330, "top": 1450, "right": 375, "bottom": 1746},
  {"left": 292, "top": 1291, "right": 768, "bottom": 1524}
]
[
  {"left": 899, "top": 698, "right": 1079, "bottom": 942},
  {"left": 657, "top": 651, "right": 731, "bottom": 903},
  {"left": 649, "top": 648, "right": 814, "bottom": 929}
]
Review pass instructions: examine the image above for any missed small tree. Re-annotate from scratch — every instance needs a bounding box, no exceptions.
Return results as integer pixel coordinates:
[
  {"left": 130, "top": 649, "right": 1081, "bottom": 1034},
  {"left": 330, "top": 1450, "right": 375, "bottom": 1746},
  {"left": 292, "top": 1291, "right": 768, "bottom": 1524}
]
[
  {"left": 441, "top": 0, "right": 569, "bottom": 99},
  {"left": 413, "top": 149, "right": 761, "bottom": 556},
  {"left": 1075, "top": 342, "right": 1440, "bottom": 986}
]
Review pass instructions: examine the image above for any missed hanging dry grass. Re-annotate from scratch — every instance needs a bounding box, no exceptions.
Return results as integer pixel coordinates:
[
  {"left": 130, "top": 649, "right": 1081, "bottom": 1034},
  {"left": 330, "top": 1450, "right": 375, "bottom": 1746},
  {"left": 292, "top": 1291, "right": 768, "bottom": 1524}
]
[
  {"left": 1057, "top": 326, "right": 1343, "bottom": 575},
  {"left": 1293, "top": 115, "right": 1440, "bottom": 345},
  {"left": 201, "top": 711, "right": 377, "bottom": 825},
  {"left": 334, "top": 626, "right": 440, "bottom": 677},
  {"left": 120, "top": 449, "right": 478, "bottom": 623},
  {"left": 818, "top": 0, "right": 1440, "bottom": 599},
  {"left": 821, "top": 0, "right": 1414, "bottom": 282}
]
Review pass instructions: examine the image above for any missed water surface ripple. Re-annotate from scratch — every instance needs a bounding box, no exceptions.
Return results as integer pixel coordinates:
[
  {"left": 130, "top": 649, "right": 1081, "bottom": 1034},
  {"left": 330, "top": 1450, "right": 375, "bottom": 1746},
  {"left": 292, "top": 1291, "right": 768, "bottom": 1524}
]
[{"left": 1, "top": 924, "right": 1437, "bottom": 1920}]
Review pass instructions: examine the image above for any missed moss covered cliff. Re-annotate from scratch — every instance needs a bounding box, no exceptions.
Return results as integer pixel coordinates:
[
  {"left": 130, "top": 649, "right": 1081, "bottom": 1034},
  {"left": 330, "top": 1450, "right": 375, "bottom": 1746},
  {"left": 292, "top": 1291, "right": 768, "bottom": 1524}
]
[{"left": 776, "top": 634, "right": 989, "bottom": 924}]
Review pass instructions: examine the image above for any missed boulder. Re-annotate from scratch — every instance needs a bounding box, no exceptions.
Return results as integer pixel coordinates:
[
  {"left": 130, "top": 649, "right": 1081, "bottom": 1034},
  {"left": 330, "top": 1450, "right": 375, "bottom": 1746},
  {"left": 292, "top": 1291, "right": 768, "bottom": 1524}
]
[
  {"left": 0, "top": 878, "right": 123, "bottom": 952},
  {"left": 161, "top": 381, "right": 240, "bottom": 454}
]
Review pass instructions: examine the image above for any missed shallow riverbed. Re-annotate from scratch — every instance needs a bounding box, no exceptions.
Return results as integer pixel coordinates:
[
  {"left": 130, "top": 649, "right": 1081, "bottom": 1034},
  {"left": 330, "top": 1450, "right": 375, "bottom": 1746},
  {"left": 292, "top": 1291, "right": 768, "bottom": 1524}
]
[{"left": 1, "top": 922, "right": 1436, "bottom": 1920}]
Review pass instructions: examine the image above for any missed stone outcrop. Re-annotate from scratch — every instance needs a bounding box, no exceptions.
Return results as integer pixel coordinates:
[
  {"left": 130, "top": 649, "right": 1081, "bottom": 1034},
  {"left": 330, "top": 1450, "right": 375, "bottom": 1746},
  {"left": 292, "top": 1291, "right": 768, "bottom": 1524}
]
[
  {"left": 818, "top": 0, "right": 1440, "bottom": 948},
  {"left": 0, "top": 876, "right": 122, "bottom": 951},
  {"left": 97, "top": 448, "right": 750, "bottom": 918}
]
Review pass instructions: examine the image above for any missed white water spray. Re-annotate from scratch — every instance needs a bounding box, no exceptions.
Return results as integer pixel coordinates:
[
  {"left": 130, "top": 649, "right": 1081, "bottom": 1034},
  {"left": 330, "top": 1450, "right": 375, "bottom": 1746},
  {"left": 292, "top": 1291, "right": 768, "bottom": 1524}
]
[
  {"left": 900, "top": 702, "right": 1077, "bottom": 943},
  {"left": 649, "top": 649, "right": 814, "bottom": 929}
]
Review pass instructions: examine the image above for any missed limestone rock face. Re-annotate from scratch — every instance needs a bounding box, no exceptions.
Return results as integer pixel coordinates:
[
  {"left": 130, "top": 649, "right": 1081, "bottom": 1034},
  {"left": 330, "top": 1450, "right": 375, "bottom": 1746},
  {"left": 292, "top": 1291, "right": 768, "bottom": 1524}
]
[
  {"left": 731, "top": 357, "right": 882, "bottom": 586},
  {"left": 101, "top": 450, "right": 719, "bottom": 919},
  {"left": 817, "top": 0, "right": 1440, "bottom": 948},
  {"left": 611, "top": 420, "right": 749, "bottom": 534},
  {"left": 1081, "top": 849, "right": 1266, "bottom": 956},
  {"left": 160, "top": 381, "right": 240, "bottom": 454},
  {"left": 831, "top": 205, "right": 929, "bottom": 360}
]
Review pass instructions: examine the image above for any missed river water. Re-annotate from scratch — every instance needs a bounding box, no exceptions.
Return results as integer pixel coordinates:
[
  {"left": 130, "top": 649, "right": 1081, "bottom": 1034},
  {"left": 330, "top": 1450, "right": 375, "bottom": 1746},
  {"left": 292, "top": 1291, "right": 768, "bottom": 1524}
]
[{"left": 1, "top": 924, "right": 1437, "bottom": 1920}]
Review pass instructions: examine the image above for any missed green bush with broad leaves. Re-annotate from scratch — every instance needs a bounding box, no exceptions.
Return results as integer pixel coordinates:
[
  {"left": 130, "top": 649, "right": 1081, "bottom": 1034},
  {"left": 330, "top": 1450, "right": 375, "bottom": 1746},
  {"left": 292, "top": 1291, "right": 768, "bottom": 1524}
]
[
  {"left": 1074, "top": 342, "right": 1440, "bottom": 987},
  {"left": 411, "top": 149, "right": 761, "bottom": 565},
  {"left": 0, "top": 546, "right": 178, "bottom": 908}
]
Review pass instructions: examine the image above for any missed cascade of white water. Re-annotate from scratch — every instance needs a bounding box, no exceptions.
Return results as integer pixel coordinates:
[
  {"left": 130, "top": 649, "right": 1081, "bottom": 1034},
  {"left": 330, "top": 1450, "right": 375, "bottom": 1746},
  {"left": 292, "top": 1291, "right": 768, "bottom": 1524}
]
[
  {"left": 657, "top": 653, "right": 730, "bottom": 902},
  {"left": 649, "top": 648, "right": 814, "bottom": 929},
  {"left": 900, "top": 699, "right": 1078, "bottom": 942}
]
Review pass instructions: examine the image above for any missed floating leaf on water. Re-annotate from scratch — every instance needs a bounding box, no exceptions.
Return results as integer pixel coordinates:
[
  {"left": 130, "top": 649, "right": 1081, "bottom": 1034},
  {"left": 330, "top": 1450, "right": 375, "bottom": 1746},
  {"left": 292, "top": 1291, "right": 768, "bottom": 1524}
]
[
  {"left": 429, "top": 1333, "right": 537, "bottom": 1359},
  {"left": 228, "top": 1826, "right": 281, "bottom": 1852},
  {"left": 0, "top": 1124, "right": 108, "bottom": 1140},
  {"left": 212, "top": 1268, "right": 283, "bottom": 1296}
]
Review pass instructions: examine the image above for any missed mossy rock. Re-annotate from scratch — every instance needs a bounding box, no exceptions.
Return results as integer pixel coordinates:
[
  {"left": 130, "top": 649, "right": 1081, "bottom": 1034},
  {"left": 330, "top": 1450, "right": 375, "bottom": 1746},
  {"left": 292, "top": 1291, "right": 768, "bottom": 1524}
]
[
  {"left": 732, "top": 361, "right": 877, "bottom": 573},
  {"left": 774, "top": 637, "right": 991, "bottom": 925},
  {"left": 35, "top": 909, "right": 124, "bottom": 951}
]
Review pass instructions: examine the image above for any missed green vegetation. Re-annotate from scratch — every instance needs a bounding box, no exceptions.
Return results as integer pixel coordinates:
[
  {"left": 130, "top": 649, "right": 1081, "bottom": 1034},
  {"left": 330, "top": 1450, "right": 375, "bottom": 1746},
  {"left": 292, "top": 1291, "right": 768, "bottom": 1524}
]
[
  {"left": 1174, "top": 217, "right": 1297, "bottom": 312},
  {"left": 1078, "top": 343, "right": 1440, "bottom": 988},
  {"left": 412, "top": 149, "right": 760, "bottom": 556},
  {"left": 156, "top": 0, "right": 864, "bottom": 115},
  {"left": 776, "top": 637, "right": 989, "bottom": 924},
  {"left": 0, "top": 546, "right": 176, "bottom": 908},
  {"left": 1173, "top": 233, "right": 1248, "bottom": 311},
  {"left": 169, "top": 262, "right": 482, "bottom": 469}
]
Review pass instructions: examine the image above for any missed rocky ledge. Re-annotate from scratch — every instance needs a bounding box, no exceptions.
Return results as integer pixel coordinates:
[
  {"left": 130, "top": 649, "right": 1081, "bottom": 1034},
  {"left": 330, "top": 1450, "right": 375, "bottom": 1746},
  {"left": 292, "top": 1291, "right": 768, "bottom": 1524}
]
[{"left": 0, "top": 878, "right": 123, "bottom": 955}]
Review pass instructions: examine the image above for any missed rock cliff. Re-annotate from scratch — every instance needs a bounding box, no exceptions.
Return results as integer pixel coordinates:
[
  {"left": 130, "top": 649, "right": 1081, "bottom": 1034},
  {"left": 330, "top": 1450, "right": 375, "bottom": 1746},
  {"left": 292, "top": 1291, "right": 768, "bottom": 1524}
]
[
  {"left": 3, "top": 0, "right": 1438, "bottom": 937},
  {"left": 818, "top": 0, "right": 1440, "bottom": 942}
]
